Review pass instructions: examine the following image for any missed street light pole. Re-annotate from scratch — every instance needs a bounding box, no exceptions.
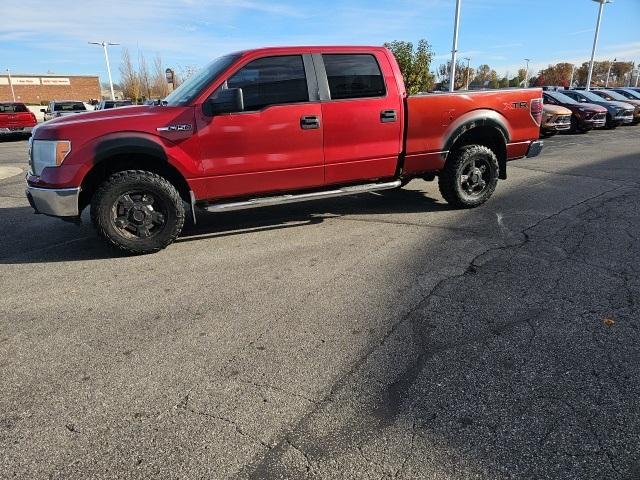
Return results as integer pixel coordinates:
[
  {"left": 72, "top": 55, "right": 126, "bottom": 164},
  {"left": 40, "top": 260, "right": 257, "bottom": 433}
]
[
  {"left": 586, "top": 0, "right": 611, "bottom": 91},
  {"left": 464, "top": 57, "right": 471, "bottom": 90},
  {"left": 524, "top": 58, "right": 531, "bottom": 87},
  {"left": 448, "top": 0, "right": 462, "bottom": 92},
  {"left": 605, "top": 58, "right": 616, "bottom": 87},
  {"left": 569, "top": 64, "right": 576, "bottom": 88},
  {"left": 89, "top": 41, "right": 119, "bottom": 100},
  {"left": 6, "top": 68, "right": 16, "bottom": 102}
]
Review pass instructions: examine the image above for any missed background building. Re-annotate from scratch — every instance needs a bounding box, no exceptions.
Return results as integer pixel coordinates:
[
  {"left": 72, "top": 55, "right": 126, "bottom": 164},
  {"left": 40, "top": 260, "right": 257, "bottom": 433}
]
[{"left": 0, "top": 74, "right": 100, "bottom": 104}]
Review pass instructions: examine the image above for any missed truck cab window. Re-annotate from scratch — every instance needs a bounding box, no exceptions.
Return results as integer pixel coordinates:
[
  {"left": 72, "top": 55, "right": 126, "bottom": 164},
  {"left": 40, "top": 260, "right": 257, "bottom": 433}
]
[
  {"left": 223, "top": 55, "right": 309, "bottom": 111},
  {"left": 322, "top": 54, "right": 386, "bottom": 100}
]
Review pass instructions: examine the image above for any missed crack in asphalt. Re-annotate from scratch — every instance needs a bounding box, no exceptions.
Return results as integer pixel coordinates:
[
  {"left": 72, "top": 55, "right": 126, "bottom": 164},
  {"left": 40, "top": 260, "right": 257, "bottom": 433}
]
[{"left": 174, "top": 393, "right": 273, "bottom": 451}]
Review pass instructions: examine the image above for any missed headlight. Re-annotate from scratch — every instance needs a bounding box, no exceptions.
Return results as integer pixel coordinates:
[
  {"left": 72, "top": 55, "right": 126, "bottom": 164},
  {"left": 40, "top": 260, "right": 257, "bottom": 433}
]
[{"left": 31, "top": 140, "right": 71, "bottom": 176}]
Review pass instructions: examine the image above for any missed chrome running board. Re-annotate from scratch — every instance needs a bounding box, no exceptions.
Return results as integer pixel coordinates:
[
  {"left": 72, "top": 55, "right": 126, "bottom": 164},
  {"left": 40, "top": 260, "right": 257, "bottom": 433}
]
[{"left": 205, "top": 180, "right": 401, "bottom": 213}]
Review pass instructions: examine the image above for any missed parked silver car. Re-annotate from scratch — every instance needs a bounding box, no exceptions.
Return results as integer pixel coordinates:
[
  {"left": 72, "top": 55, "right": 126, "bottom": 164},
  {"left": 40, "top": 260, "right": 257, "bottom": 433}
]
[{"left": 41, "top": 100, "right": 87, "bottom": 121}]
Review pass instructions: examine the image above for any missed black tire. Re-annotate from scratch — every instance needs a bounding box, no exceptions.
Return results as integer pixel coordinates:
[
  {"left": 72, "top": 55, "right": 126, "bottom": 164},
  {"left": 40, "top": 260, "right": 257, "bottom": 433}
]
[
  {"left": 605, "top": 114, "right": 617, "bottom": 130},
  {"left": 90, "top": 170, "right": 185, "bottom": 254},
  {"left": 540, "top": 129, "right": 557, "bottom": 138},
  {"left": 438, "top": 145, "right": 499, "bottom": 209},
  {"left": 570, "top": 115, "right": 587, "bottom": 134}
]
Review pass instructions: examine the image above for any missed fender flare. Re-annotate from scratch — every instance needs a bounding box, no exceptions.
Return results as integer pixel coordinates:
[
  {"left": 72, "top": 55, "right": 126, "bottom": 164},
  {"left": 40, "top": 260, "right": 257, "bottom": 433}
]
[
  {"left": 442, "top": 109, "right": 511, "bottom": 153},
  {"left": 92, "top": 133, "right": 169, "bottom": 166}
]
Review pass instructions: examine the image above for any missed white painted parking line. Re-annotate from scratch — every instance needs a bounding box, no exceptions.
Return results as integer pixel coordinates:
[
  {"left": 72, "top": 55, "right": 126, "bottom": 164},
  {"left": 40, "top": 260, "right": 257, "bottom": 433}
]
[{"left": 0, "top": 166, "right": 23, "bottom": 180}]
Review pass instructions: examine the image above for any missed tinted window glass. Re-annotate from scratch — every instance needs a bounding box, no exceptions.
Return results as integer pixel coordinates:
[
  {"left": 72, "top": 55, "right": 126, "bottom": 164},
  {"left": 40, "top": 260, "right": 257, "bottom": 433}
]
[
  {"left": 0, "top": 103, "right": 28, "bottom": 113},
  {"left": 54, "top": 102, "right": 86, "bottom": 111},
  {"left": 548, "top": 91, "right": 578, "bottom": 105},
  {"left": 225, "top": 55, "right": 308, "bottom": 111},
  {"left": 322, "top": 54, "right": 386, "bottom": 100}
]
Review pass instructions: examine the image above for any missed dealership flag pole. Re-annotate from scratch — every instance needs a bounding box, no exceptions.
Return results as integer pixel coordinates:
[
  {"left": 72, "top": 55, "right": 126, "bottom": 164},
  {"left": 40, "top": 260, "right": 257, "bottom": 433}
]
[
  {"left": 6, "top": 69, "right": 16, "bottom": 102},
  {"left": 449, "top": 0, "right": 462, "bottom": 92},
  {"left": 605, "top": 58, "right": 615, "bottom": 87},
  {"left": 90, "top": 41, "right": 119, "bottom": 101},
  {"left": 464, "top": 57, "right": 471, "bottom": 90},
  {"left": 569, "top": 64, "right": 576, "bottom": 88},
  {"left": 587, "top": 0, "right": 611, "bottom": 91}
]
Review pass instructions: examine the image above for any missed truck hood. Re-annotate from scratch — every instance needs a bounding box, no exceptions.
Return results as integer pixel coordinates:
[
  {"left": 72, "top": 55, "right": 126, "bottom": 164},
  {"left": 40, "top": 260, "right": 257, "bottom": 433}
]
[
  {"left": 33, "top": 105, "right": 196, "bottom": 144},
  {"left": 42, "top": 105, "right": 160, "bottom": 127}
]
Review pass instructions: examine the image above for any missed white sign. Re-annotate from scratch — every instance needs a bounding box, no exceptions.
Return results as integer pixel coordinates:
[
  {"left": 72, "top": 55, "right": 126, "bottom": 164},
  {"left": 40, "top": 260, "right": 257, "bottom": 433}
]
[
  {"left": 41, "top": 77, "right": 70, "bottom": 86},
  {"left": 0, "top": 78, "right": 8, "bottom": 85},
  {"left": 12, "top": 77, "right": 41, "bottom": 85}
]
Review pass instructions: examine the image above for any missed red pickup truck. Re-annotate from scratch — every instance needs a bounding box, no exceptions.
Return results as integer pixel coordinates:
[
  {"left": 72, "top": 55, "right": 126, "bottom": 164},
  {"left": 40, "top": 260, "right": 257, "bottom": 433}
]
[
  {"left": 1, "top": 102, "right": 37, "bottom": 138},
  {"left": 26, "top": 46, "right": 543, "bottom": 254}
]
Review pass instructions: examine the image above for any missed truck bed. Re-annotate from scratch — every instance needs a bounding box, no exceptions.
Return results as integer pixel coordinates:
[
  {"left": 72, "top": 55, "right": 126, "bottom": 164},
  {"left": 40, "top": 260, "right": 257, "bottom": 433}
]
[{"left": 403, "top": 89, "right": 543, "bottom": 175}]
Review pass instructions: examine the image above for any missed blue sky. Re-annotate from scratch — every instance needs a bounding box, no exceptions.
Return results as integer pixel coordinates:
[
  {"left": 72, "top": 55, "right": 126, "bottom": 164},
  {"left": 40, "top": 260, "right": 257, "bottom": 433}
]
[{"left": 1, "top": 0, "right": 639, "bottom": 84}]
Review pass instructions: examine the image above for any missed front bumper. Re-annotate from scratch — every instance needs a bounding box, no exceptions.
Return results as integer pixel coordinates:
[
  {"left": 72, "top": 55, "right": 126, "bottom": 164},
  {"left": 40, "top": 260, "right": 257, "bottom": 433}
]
[
  {"left": 526, "top": 140, "right": 544, "bottom": 158},
  {"left": 583, "top": 115, "right": 607, "bottom": 128},
  {"left": 26, "top": 184, "right": 80, "bottom": 217},
  {"left": 0, "top": 126, "right": 34, "bottom": 135},
  {"left": 542, "top": 115, "right": 571, "bottom": 132},
  {"left": 615, "top": 113, "right": 634, "bottom": 124}
]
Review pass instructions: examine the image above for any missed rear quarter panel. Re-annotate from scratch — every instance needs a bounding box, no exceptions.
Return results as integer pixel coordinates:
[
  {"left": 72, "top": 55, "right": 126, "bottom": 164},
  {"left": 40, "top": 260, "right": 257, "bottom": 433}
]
[{"left": 404, "top": 89, "right": 542, "bottom": 174}]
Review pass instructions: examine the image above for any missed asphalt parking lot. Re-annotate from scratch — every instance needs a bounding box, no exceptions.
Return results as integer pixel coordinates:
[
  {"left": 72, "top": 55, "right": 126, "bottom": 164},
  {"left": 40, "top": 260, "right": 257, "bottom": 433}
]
[{"left": 1, "top": 128, "right": 639, "bottom": 479}]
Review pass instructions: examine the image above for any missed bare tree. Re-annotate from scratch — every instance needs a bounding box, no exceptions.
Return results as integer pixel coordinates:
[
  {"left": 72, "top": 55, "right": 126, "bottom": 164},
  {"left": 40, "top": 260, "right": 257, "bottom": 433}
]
[
  {"left": 138, "top": 52, "right": 152, "bottom": 100},
  {"left": 152, "top": 54, "right": 169, "bottom": 98},
  {"left": 119, "top": 48, "right": 140, "bottom": 103}
]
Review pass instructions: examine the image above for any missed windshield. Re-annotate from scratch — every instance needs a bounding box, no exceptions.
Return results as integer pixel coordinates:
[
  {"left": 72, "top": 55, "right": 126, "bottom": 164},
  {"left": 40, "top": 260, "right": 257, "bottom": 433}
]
[
  {"left": 615, "top": 89, "right": 640, "bottom": 100},
  {"left": 596, "top": 90, "right": 631, "bottom": 102},
  {"left": 0, "top": 103, "right": 28, "bottom": 113},
  {"left": 54, "top": 102, "right": 86, "bottom": 112},
  {"left": 547, "top": 91, "right": 578, "bottom": 105},
  {"left": 163, "top": 54, "right": 240, "bottom": 106},
  {"left": 577, "top": 90, "right": 608, "bottom": 103}
]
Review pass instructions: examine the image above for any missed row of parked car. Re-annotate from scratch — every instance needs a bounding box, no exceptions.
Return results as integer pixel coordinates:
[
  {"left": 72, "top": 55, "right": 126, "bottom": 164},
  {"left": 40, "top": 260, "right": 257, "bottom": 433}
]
[{"left": 540, "top": 87, "right": 640, "bottom": 137}]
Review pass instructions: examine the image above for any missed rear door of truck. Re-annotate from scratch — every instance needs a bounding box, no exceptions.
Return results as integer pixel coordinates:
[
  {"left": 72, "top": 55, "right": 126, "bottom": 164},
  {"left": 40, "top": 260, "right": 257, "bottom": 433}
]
[{"left": 314, "top": 50, "right": 403, "bottom": 185}]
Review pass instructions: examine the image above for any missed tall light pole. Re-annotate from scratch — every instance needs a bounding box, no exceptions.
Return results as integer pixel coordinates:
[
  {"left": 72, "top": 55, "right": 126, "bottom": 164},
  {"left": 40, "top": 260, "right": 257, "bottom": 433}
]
[
  {"left": 569, "top": 64, "right": 576, "bottom": 88},
  {"left": 586, "top": 0, "right": 612, "bottom": 91},
  {"left": 89, "top": 41, "right": 119, "bottom": 100},
  {"left": 605, "top": 58, "right": 616, "bottom": 87},
  {"left": 464, "top": 57, "right": 471, "bottom": 90},
  {"left": 6, "top": 68, "right": 16, "bottom": 102},
  {"left": 448, "top": 0, "right": 462, "bottom": 92},
  {"left": 524, "top": 58, "right": 531, "bottom": 87}
]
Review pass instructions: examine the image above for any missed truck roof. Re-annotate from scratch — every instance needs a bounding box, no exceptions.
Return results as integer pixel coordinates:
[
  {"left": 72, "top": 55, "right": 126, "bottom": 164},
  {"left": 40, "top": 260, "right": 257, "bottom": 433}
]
[{"left": 233, "top": 45, "right": 390, "bottom": 57}]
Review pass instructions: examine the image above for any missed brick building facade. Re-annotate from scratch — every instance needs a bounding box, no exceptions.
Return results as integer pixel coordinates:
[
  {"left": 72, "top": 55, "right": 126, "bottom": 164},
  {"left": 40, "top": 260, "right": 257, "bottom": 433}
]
[{"left": 0, "top": 74, "right": 101, "bottom": 105}]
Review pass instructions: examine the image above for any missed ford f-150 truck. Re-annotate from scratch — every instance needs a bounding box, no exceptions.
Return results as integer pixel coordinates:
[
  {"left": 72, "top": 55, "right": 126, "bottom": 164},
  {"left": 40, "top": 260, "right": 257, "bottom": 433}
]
[{"left": 26, "top": 46, "right": 543, "bottom": 254}]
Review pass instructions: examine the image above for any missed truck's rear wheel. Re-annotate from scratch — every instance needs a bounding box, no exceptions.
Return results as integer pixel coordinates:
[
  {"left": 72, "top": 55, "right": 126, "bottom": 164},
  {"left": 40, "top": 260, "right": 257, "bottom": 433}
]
[
  {"left": 90, "top": 170, "right": 185, "bottom": 254},
  {"left": 438, "top": 145, "right": 499, "bottom": 208}
]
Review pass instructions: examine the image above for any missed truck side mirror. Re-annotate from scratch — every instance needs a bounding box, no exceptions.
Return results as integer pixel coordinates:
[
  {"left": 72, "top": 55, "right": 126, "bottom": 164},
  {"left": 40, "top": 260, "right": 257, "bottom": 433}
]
[
  {"left": 40, "top": 109, "right": 46, "bottom": 113},
  {"left": 204, "top": 88, "right": 244, "bottom": 116}
]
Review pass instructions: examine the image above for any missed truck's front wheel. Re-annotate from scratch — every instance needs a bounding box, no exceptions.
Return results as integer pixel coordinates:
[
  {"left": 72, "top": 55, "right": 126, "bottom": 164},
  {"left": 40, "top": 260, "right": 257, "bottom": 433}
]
[
  {"left": 90, "top": 170, "right": 185, "bottom": 254},
  {"left": 438, "top": 145, "right": 499, "bottom": 209}
]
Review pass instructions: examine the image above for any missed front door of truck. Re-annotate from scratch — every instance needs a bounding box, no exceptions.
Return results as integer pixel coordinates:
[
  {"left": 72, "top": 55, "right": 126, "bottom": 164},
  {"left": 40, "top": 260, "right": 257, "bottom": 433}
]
[
  {"left": 195, "top": 54, "right": 324, "bottom": 200},
  {"left": 317, "top": 52, "right": 403, "bottom": 185}
]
